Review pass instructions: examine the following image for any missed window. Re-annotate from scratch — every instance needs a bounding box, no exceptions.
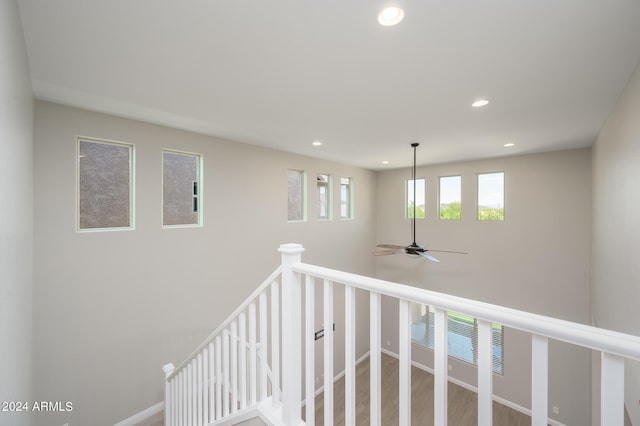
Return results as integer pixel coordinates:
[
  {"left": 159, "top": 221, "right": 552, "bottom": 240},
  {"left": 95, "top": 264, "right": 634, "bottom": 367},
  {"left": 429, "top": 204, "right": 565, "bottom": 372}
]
[
  {"left": 163, "top": 150, "right": 202, "bottom": 227},
  {"left": 411, "top": 305, "right": 504, "bottom": 374},
  {"left": 439, "top": 175, "right": 461, "bottom": 220},
  {"left": 340, "top": 177, "right": 353, "bottom": 219},
  {"left": 77, "top": 137, "right": 133, "bottom": 231},
  {"left": 317, "top": 173, "right": 332, "bottom": 220},
  {"left": 477, "top": 172, "right": 505, "bottom": 221},
  {"left": 288, "top": 169, "right": 306, "bottom": 221},
  {"left": 407, "top": 178, "right": 426, "bottom": 219}
]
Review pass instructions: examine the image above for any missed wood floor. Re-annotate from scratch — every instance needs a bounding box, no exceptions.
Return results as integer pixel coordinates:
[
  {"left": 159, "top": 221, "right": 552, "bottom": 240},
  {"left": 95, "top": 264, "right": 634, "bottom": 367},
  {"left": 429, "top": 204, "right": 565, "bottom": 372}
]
[{"left": 312, "top": 353, "right": 532, "bottom": 426}]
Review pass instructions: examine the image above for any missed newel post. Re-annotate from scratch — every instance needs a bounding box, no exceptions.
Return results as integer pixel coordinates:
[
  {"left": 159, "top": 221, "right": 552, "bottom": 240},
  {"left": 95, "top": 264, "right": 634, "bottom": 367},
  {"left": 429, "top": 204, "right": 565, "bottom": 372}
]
[
  {"left": 279, "top": 243, "right": 305, "bottom": 425},
  {"left": 162, "top": 363, "right": 175, "bottom": 426}
]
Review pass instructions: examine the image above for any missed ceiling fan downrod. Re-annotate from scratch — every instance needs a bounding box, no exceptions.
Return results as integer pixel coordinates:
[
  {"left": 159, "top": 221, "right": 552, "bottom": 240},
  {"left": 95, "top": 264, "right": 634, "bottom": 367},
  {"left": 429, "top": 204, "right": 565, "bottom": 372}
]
[{"left": 411, "top": 142, "right": 419, "bottom": 246}]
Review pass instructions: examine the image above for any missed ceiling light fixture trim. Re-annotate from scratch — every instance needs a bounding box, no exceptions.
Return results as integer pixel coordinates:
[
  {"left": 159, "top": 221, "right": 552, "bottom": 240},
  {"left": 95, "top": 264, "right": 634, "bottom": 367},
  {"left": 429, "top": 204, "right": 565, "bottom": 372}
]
[
  {"left": 472, "top": 99, "right": 490, "bottom": 108},
  {"left": 378, "top": 6, "right": 405, "bottom": 26}
]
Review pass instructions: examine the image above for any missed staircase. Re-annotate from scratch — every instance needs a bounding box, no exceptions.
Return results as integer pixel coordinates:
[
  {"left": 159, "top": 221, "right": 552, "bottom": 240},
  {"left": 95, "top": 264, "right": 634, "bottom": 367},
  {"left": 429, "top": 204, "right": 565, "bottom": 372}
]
[{"left": 162, "top": 244, "right": 640, "bottom": 425}]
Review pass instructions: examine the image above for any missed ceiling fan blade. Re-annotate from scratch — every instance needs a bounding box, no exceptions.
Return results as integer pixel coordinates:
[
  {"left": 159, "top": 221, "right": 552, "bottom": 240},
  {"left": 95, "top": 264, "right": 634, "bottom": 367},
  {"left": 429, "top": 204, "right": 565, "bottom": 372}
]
[
  {"left": 418, "top": 251, "right": 440, "bottom": 263},
  {"left": 376, "top": 244, "right": 406, "bottom": 249},
  {"left": 372, "top": 249, "right": 405, "bottom": 256},
  {"left": 426, "top": 249, "right": 468, "bottom": 255}
]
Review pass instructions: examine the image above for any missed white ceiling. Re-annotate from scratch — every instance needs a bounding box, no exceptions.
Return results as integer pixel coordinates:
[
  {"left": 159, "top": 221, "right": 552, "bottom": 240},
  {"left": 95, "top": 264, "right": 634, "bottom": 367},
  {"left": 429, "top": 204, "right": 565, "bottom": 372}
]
[{"left": 17, "top": 0, "right": 640, "bottom": 170}]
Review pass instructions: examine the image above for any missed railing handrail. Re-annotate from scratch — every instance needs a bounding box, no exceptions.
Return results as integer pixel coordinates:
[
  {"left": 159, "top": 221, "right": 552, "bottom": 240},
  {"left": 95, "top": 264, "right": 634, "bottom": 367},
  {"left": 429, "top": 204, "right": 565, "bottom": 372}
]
[
  {"left": 293, "top": 261, "right": 640, "bottom": 361},
  {"left": 167, "top": 265, "right": 283, "bottom": 381}
]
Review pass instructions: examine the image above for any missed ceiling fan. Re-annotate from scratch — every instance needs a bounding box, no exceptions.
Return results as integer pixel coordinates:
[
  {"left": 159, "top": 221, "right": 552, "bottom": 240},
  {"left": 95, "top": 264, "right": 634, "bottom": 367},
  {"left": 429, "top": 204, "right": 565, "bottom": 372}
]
[{"left": 373, "top": 142, "right": 467, "bottom": 263}]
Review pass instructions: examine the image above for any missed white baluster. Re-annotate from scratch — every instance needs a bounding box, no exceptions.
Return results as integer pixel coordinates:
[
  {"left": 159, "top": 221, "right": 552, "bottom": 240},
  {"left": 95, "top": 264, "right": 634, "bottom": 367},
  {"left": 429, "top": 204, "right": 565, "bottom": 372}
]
[
  {"left": 192, "top": 359, "right": 198, "bottom": 425},
  {"left": 178, "top": 371, "right": 184, "bottom": 426},
  {"left": 208, "top": 342, "right": 215, "bottom": 422},
  {"left": 370, "top": 292, "right": 381, "bottom": 426},
  {"left": 162, "top": 364, "right": 175, "bottom": 426},
  {"left": 202, "top": 348, "right": 209, "bottom": 425},
  {"left": 601, "top": 352, "right": 624, "bottom": 425},
  {"left": 187, "top": 362, "right": 193, "bottom": 426},
  {"left": 223, "top": 329, "right": 230, "bottom": 416},
  {"left": 271, "top": 279, "right": 281, "bottom": 407},
  {"left": 305, "top": 274, "right": 315, "bottom": 425},
  {"left": 239, "top": 312, "right": 247, "bottom": 410},
  {"left": 231, "top": 320, "right": 238, "bottom": 413},
  {"left": 259, "top": 291, "right": 268, "bottom": 400},
  {"left": 477, "top": 320, "right": 493, "bottom": 426},
  {"left": 531, "top": 334, "right": 548, "bottom": 426},
  {"left": 172, "top": 374, "right": 177, "bottom": 426},
  {"left": 434, "top": 307, "right": 448, "bottom": 426},
  {"left": 345, "top": 285, "right": 356, "bottom": 426},
  {"left": 197, "top": 353, "right": 203, "bottom": 426},
  {"left": 324, "top": 279, "right": 334, "bottom": 426},
  {"left": 215, "top": 335, "right": 222, "bottom": 420},
  {"left": 399, "top": 300, "right": 411, "bottom": 426},
  {"left": 249, "top": 302, "right": 257, "bottom": 406}
]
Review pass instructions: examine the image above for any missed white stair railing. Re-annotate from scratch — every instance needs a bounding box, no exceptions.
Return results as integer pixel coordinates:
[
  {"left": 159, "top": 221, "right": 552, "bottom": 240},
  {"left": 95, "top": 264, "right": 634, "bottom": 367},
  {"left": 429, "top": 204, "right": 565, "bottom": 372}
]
[
  {"left": 163, "top": 263, "right": 284, "bottom": 426},
  {"left": 164, "top": 243, "right": 640, "bottom": 425}
]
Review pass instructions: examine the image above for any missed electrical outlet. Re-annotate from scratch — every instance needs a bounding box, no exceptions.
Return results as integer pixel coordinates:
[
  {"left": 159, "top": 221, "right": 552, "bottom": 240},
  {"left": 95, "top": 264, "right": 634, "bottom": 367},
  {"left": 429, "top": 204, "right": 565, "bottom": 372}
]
[{"left": 553, "top": 406, "right": 559, "bottom": 414}]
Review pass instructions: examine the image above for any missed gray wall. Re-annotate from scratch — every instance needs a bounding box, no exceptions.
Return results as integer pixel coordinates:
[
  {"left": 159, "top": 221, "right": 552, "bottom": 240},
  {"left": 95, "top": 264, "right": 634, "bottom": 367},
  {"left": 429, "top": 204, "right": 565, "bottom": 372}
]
[
  {"left": 0, "top": 1, "right": 34, "bottom": 426},
  {"left": 32, "top": 101, "right": 377, "bottom": 425},
  {"left": 591, "top": 61, "right": 640, "bottom": 424},
  {"left": 375, "top": 148, "right": 592, "bottom": 425}
]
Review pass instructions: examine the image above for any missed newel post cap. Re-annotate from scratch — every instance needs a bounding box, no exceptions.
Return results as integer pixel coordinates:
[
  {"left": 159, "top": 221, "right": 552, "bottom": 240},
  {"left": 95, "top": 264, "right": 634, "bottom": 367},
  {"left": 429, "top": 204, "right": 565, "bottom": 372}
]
[
  {"left": 278, "top": 243, "right": 305, "bottom": 255},
  {"left": 162, "top": 363, "right": 175, "bottom": 376}
]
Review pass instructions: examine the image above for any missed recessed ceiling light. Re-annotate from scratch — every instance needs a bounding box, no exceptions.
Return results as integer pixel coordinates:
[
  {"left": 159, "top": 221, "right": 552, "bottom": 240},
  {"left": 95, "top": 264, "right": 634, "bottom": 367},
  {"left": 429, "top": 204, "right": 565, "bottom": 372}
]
[
  {"left": 472, "top": 99, "right": 490, "bottom": 108},
  {"left": 378, "top": 6, "right": 405, "bottom": 26},
  {"left": 504, "top": 143, "right": 515, "bottom": 147},
  {"left": 382, "top": 160, "right": 389, "bottom": 165},
  {"left": 312, "top": 140, "right": 322, "bottom": 146}
]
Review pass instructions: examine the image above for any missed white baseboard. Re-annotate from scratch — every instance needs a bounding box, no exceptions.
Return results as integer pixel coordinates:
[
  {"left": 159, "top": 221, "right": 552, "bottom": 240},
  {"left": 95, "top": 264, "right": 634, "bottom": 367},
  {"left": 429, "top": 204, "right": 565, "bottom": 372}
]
[{"left": 113, "top": 401, "right": 164, "bottom": 426}]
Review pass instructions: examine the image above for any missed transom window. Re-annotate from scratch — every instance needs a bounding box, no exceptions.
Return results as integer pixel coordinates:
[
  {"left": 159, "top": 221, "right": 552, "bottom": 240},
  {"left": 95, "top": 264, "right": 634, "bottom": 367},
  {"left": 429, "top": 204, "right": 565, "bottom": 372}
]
[
  {"left": 340, "top": 177, "right": 353, "bottom": 219},
  {"left": 162, "top": 150, "right": 202, "bottom": 227},
  {"left": 407, "top": 178, "right": 426, "bottom": 219},
  {"left": 77, "top": 137, "right": 134, "bottom": 231},
  {"left": 477, "top": 172, "right": 505, "bottom": 221},
  {"left": 439, "top": 175, "right": 461, "bottom": 220},
  {"left": 317, "top": 173, "right": 332, "bottom": 220},
  {"left": 288, "top": 169, "right": 306, "bottom": 222}
]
